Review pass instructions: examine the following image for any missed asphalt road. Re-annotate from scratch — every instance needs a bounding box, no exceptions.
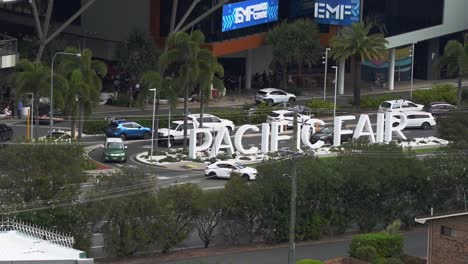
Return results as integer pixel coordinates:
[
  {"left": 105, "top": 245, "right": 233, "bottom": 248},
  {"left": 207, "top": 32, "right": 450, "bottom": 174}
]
[{"left": 159, "top": 229, "right": 427, "bottom": 264}]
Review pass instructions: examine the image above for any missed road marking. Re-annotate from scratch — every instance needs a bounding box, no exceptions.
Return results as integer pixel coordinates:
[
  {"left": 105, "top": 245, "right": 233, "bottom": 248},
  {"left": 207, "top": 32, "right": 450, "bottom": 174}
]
[{"left": 157, "top": 176, "right": 171, "bottom": 180}]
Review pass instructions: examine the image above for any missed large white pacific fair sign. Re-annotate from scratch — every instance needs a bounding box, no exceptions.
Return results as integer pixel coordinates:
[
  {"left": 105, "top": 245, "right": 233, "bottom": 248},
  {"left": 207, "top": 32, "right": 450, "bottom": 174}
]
[{"left": 188, "top": 112, "right": 407, "bottom": 159}]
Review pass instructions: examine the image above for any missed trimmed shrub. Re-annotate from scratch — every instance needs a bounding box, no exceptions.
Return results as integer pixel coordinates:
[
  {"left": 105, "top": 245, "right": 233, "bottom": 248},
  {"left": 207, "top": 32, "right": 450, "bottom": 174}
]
[
  {"left": 360, "top": 94, "right": 401, "bottom": 109},
  {"left": 355, "top": 245, "right": 378, "bottom": 262},
  {"left": 412, "top": 84, "right": 457, "bottom": 105},
  {"left": 308, "top": 99, "right": 334, "bottom": 109},
  {"left": 349, "top": 232, "right": 403, "bottom": 259},
  {"left": 296, "top": 259, "right": 324, "bottom": 264},
  {"left": 376, "top": 257, "right": 404, "bottom": 264}
]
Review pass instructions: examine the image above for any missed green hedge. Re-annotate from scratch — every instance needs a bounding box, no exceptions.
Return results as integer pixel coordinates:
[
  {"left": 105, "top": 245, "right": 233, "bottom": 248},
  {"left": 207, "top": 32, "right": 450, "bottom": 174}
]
[
  {"left": 349, "top": 233, "right": 403, "bottom": 259},
  {"left": 412, "top": 84, "right": 457, "bottom": 105},
  {"left": 296, "top": 260, "right": 324, "bottom": 264},
  {"left": 360, "top": 94, "right": 401, "bottom": 109},
  {"left": 355, "top": 245, "right": 378, "bottom": 262}
]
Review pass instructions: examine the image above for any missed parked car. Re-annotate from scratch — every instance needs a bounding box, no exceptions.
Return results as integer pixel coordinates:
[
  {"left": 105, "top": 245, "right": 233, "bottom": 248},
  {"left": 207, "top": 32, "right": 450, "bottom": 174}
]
[
  {"left": 378, "top": 99, "right": 424, "bottom": 113},
  {"left": 248, "top": 103, "right": 313, "bottom": 116},
  {"left": 423, "top": 102, "right": 456, "bottom": 116},
  {"left": 187, "top": 114, "right": 235, "bottom": 132},
  {"left": 0, "top": 124, "right": 13, "bottom": 141},
  {"left": 266, "top": 110, "right": 311, "bottom": 127},
  {"left": 104, "top": 120, "right": 152, "bottom": 140},
  {"left": 39, "top": 130, "right": 75, "bottom": 142},
  {"left": 102, "top": 137, "right": 127, "bottom": 162},
  {"left": 392, "top": 111, "right": 436, "bottom": 129},
  {"left": 310, "top": 126, "right": 353, "bottom": 145},
  {"left": 205, "top": 161, "right": 257, "bottom": 180},
  {"left": 158, "top": 121, "right": 195, "bottom": 146},
  {"left": 255, "top": 88, "right": 296, "bottom": 105}
]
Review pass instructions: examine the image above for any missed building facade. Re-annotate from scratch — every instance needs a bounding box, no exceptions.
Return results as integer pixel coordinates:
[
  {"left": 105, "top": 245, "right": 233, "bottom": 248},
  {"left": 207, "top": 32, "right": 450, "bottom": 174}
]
[
  {"left": 0, "top": 0, "right": 467, "bottom": 92},
  {"left": 416, "top": 212, "right": 468, "bottom": 264}
]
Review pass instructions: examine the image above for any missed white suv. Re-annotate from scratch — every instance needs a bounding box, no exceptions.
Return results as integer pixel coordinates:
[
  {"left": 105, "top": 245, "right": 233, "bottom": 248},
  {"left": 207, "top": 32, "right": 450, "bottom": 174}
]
[
  {"left": 266, "top": 110, "right": 311, "bottom": 127},
  {"left": 393, "top": 111, "right": 436, "bottom": 129},
  {"left": 157, "top": 121, "right": 195, "bottom": 145},
  {"left": 379, "top": 99, "right": 424, "bottom": 113},
  {"left": 187, "top": 114, "right": 235, "bottom": 132},
  {"left": 255, "top": 88, "right": 296, "bottom": 105}
]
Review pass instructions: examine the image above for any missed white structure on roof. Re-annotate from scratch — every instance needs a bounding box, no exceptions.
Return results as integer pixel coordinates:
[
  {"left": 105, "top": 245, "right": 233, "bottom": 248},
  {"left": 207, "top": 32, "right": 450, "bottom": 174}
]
[{"left": 0, "top": 219, "right": 93, "bottom": 264}]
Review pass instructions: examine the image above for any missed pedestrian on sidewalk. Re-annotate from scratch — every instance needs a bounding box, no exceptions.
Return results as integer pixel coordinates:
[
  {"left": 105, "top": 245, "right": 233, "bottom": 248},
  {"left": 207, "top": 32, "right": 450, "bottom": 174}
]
[{"left": 17, "top": 98, "right": 22, "bottom": 119}]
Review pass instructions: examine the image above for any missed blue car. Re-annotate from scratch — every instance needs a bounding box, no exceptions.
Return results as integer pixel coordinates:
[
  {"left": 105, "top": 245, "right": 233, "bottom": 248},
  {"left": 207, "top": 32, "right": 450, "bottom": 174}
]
[{"left": 104, "top": 120, "right": 152, "bottom": 140}]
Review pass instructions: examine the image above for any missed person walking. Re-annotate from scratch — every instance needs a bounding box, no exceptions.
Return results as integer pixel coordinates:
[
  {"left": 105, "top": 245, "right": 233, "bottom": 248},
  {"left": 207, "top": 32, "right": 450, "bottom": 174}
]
[{"left": 17, "top": 98, "right": 22, "bottom": 119}]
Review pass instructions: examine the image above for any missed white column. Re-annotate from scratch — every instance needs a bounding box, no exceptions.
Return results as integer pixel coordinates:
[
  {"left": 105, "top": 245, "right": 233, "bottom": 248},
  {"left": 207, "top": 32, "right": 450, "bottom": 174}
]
[
  {"left": 338, "top": 58, "right": 345, "bottom": 95},
  {"left": 245, "top": 49, "right": 253, "bottom": 89},
  {"left": 387, "top": 48, "right": 395, "bottom": 91}
]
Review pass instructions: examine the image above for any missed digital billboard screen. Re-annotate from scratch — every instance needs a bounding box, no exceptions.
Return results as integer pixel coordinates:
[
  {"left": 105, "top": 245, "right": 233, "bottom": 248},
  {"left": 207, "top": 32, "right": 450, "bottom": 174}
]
[
  {"left": 222, "top": 0, "right": 279, "bottom": 32},
  {"left": 314, "top": 0, "right": 360, "bottom": 26}
]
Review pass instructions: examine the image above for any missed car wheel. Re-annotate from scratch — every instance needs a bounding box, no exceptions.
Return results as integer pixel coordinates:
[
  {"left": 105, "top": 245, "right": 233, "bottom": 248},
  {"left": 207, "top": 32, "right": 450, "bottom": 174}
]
[
  {"left": 106, "top": 98, "right": 113, "bottom": 105},
  {"left": 207, "top": 172, "right": 217, "bottom": 178},
  {"left": 120, "top": 133, "right": 127, "bottom": 140},
  {"left": 288, "top": 97, "right": 296, "bottom": 103},
  {"left": 421, "top": 122, "right": 431, "bottom": 130},
  {"left": 265, "top": 99, "right": 274, "bottom": 106},
  {"left": 143, "top": 132, "right": 151, "bottom": 140},
  {"left": 227, "top": 126, "right": 233, "bottom": 134},
  {"left": 326, "top": 139, "right": 332, "bottom": 145},
  {"left": 242, "top": 174, "right": 250, "bottom": 181}
]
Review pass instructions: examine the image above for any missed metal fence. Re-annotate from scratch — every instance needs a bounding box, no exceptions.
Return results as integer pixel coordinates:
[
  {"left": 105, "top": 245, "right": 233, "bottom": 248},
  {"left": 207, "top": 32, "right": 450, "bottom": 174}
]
[
  {"left": 0, "top": 34, "right": 17, "bottom": 56},
  {"left": 0, "top": 218, "right": 75, "bottom": 248}
]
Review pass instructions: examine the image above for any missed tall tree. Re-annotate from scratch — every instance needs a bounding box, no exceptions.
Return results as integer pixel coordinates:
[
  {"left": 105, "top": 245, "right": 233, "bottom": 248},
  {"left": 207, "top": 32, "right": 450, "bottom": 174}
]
[
  {"left": 266, "top": 19, "right": 322, "bottom": 89},
  {"left": 330, "top": 22, "right": 388, "bottom": 106},
  {"left": 437, "top": 38, "right": 468, "bottom": 105},
  {"left": 197, "top": 48, "right": 225, "bottom": 132},
  {"left": 10, "top": 59, "right": 67, "bottom": 139},
  {"left": 58, "top": 47, "right": 106, "bottom": 139},
  {"left": 160, "top": 31, "right": 204, "bottom": 149}
]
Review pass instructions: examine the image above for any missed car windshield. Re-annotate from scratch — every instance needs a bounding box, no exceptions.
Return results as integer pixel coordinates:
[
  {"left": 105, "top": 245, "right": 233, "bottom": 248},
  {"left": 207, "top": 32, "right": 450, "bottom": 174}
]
[
  {"left": 108, "top": 122, "right": 118, "bottom": 129},
  {"left": 170, "top": 123, "right": 180, "bottom": 130},
  {"left": 380, "top": 102, "right": 391, "bottom": 109},
  {"left": 257, "top": 91, "right": 268, "bottom": 95},
  {"left": 269, "top": 112, "right": 280, "bottom": 117},
  {"left": 320, "top": 127, "right": 334, "bottom": 134},
  {"left": 107, "top": 142, "right": 124, "bottom": 149}
]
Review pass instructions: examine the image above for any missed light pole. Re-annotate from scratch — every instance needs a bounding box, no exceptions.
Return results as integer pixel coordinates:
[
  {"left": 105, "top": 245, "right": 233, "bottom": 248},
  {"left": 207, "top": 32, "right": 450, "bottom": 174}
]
[
  {"left": 166, "top": 77, "right": 172, "bottom": 148},
  {"left": 409, "top": 43, "right": 415, "bottom": 101},
  {"left": 50, "top": 51, "right": 81, "bottom": 138},
  {"left": 332, "top": 66, "right": 338, "bottom": 120},
  {"left": 149, "top": 88, "right": 157, "bottom": 161},
  {"left": 322, "top": 48, "right": 330, "bottom": 100},
  {"left": 27, "top": 93, "right": 34, "bottom": 140}
]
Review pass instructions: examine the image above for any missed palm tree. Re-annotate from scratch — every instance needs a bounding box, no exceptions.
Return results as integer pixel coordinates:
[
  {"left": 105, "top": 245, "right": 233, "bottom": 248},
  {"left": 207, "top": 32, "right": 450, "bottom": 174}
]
[
  {"left": 160, "top": 31, "right": 204, "bottom": 150},
  {"left": 330, "top": 22, "right": 388, "bottom": 106},
  {"left": 437, "top": 38, "right": 468, "bottom": 105},
  {"left": 197, "top": 49, "right": 224, "bottom": 131},
  {"left": 11, "top": 59, "right": 67, "bottom": 139},
  {"left": 58, "top": 47, "right": 107, "bottom": 139}
]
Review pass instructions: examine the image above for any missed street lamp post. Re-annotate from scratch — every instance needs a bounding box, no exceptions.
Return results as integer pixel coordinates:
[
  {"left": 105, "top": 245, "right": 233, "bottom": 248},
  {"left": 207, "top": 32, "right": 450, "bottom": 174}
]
[
  {"left": 166, "top": 77, "right": 172, "bottom": 148},
  {"left": 322, "top": 48, "right": 330, "bottom": 100},
  {"left": 149, "top": 88, "right": 157, "bottom": 161},
  {"left": 332, "top": 66, "right": 338, "bottom": 120},
  {"left": 27, "top": 93, "right": 34, "bottom": 140},
  {"left": 409, "top": 43, "right": 415, "bottom": 101},
  {"left": 50, "top": 51, "right": 81, "bottom": 138}
]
